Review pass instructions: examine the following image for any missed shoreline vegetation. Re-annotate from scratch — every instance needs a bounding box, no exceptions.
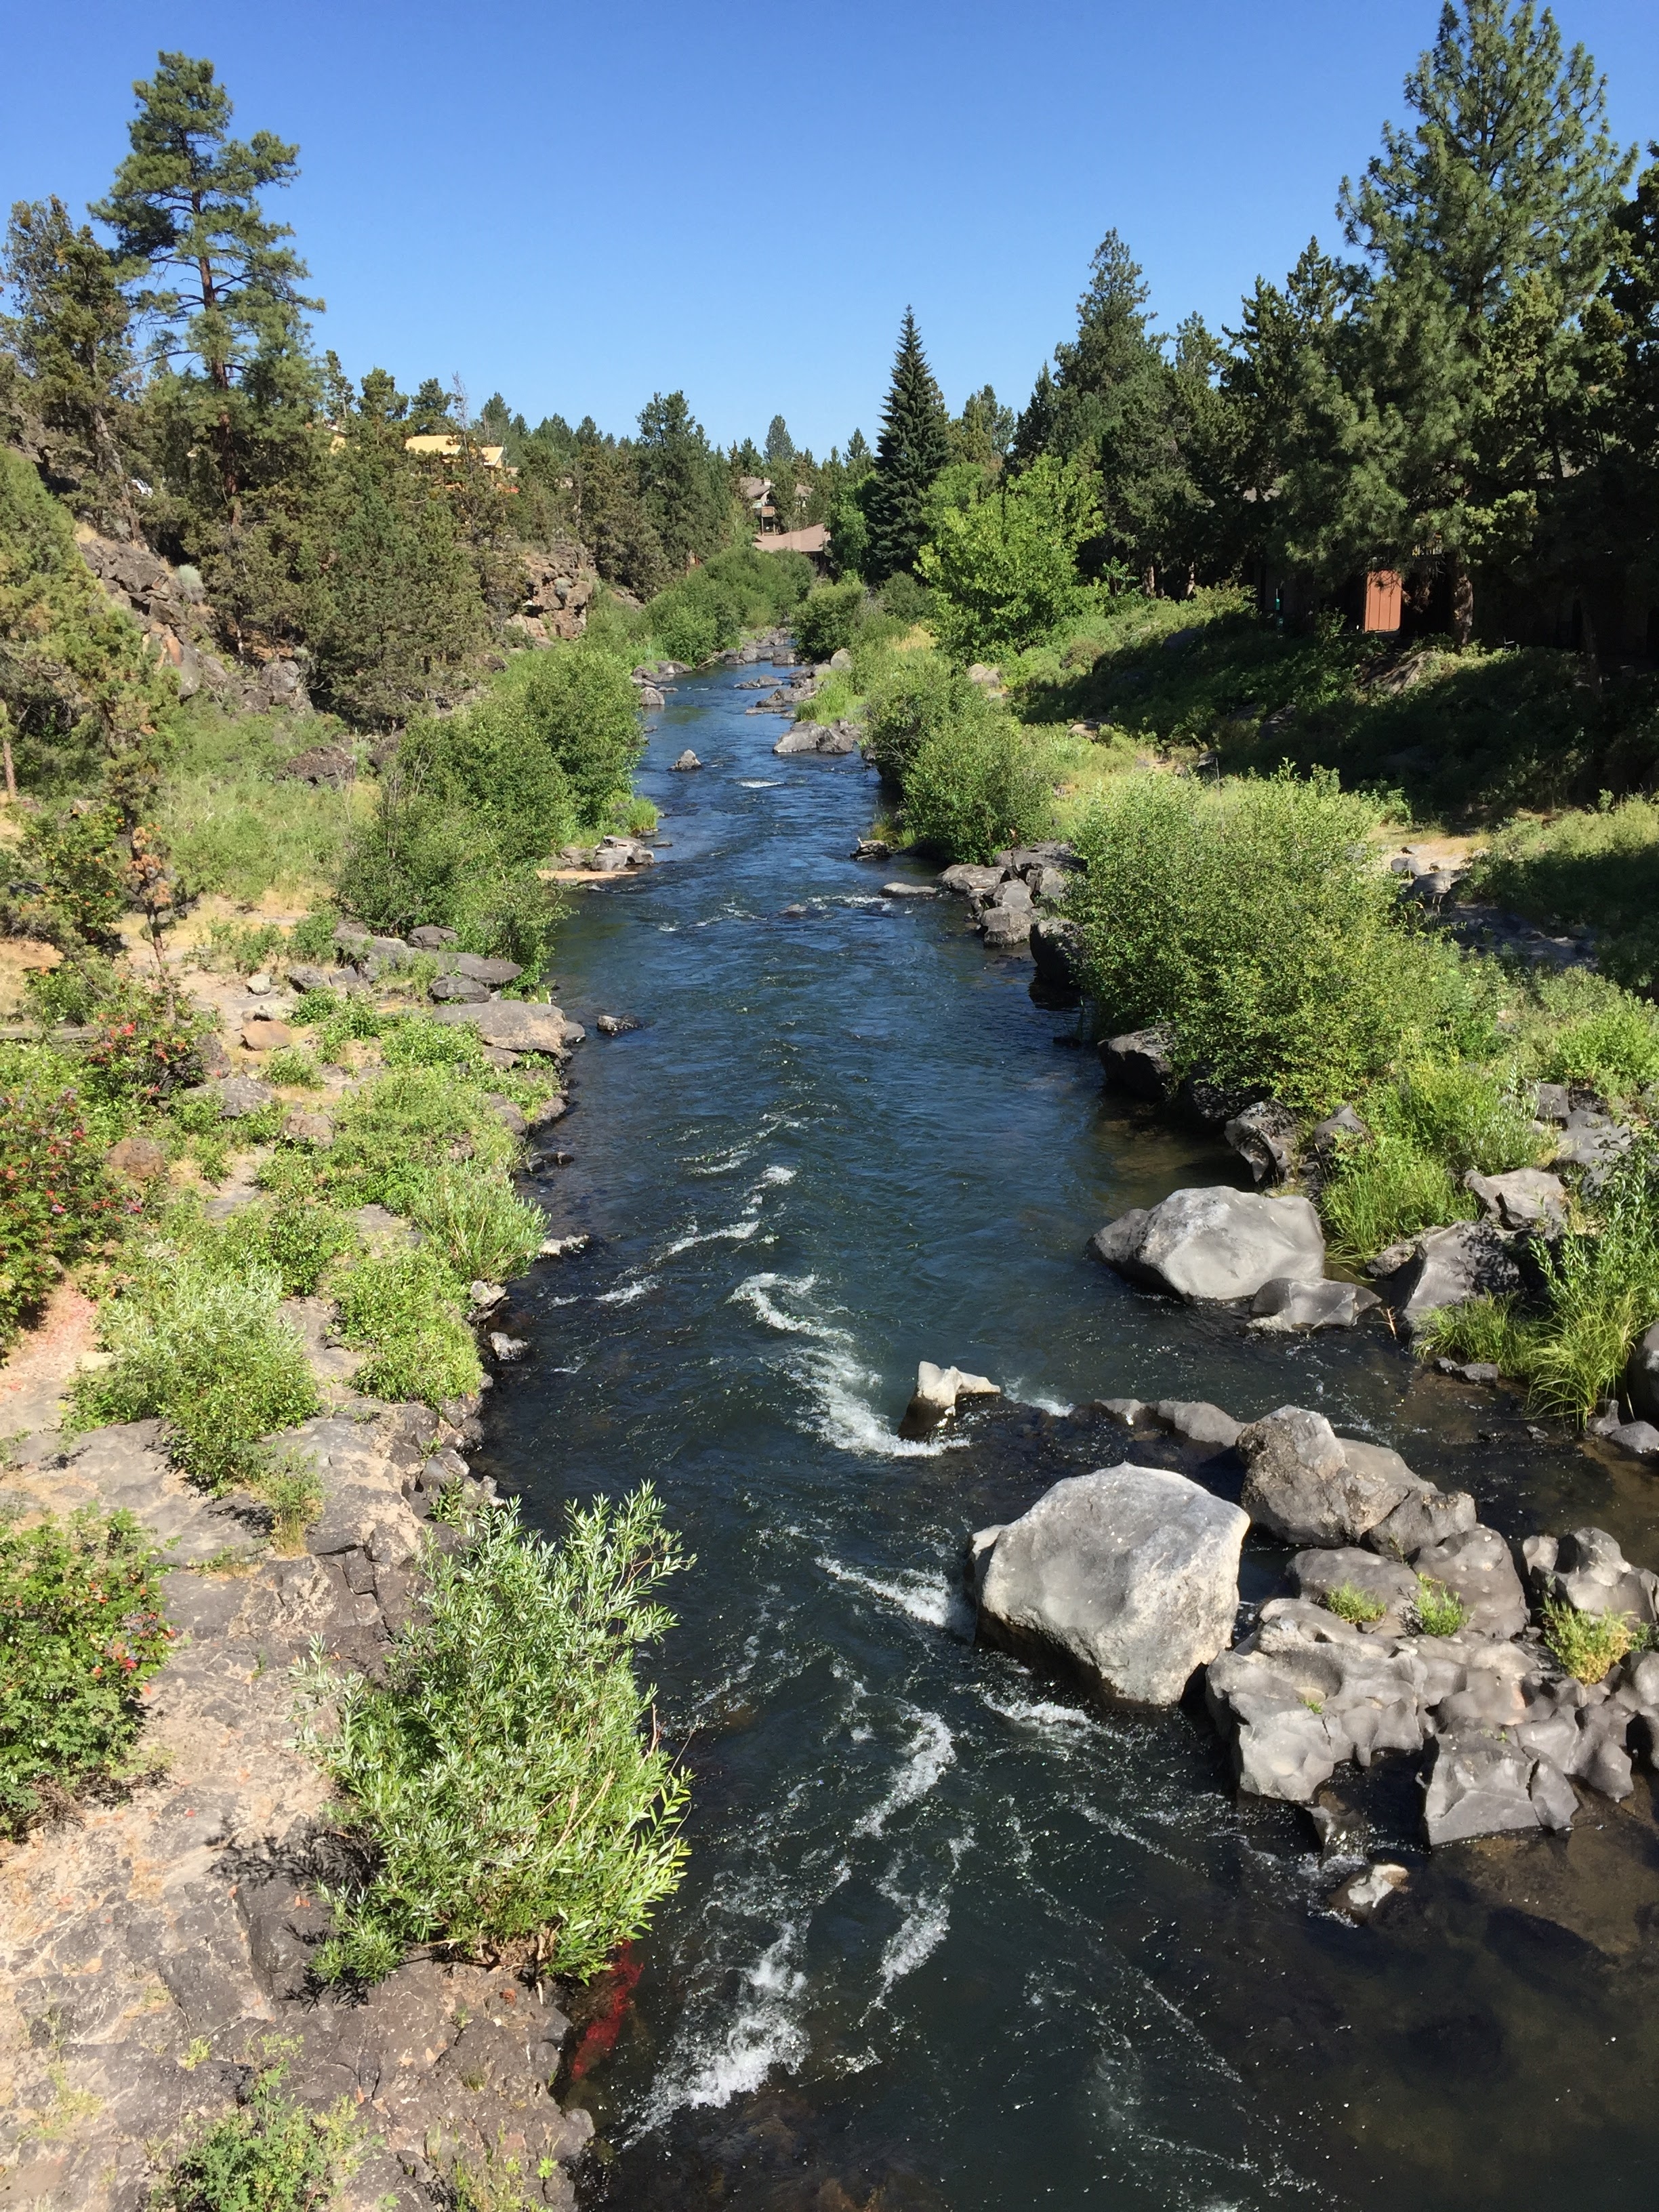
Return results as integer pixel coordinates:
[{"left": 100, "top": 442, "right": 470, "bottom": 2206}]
[{"left": 5, "top": 1, "right": 1659, "bottom": 2200}]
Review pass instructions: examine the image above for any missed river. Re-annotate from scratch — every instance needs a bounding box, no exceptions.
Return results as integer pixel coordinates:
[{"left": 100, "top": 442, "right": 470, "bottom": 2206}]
[{"left": 478, "top": 663, "right": 1659, "bottom": 2211}]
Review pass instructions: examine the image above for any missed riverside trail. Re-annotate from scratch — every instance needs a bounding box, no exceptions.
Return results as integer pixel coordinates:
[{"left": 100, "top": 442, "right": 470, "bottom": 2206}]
[{"left": 482, "top": 662, "right": 1659, "bottom": 2211}]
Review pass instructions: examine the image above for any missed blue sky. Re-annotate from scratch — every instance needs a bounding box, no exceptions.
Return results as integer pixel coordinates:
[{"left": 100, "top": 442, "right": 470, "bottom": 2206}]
[{"left": 4, "top": 1, "right": 1657, "bottom": 456}]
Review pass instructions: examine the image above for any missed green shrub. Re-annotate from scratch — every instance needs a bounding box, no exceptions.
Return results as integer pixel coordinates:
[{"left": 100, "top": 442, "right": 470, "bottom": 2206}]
[
  {"left": 1069, "top": 769, "right": 1495, "bottom": 1113},
  {"left": 375, "top": 1014, "right": 490, "bottom": 1076},
  {"left": 1541, "top": 1595, "right": 1645, "bottom": 1683},
  {"left": 1536, "top": 1002, "right": 1659, "bottom": 1103},
  {"left": 1469, "top": 796, "right": 1659, "bottom": 996},
  {"left": 1410, "top": 1576, "right": 1469, "bottom": 1637},
  {"left": 332, "top": 1246, "right": 481, "bottom": 1406},
  {"left": 218, "top": 1196, "right": 359, "bottom": 1296},
  {"left": 263, "top": 1047, "right": 322, "bottom": 1088},
  {"left": 246, "top": 1452, "right": 324, "bottom": 1557},
  {"left": 298, "top": 1490, "right": 689, "bottom": 1984},
  {"left": 315, "top": 1066, "right": 516, "bottom": 1211},
  {"left": 70, "top": 1252, "right": 319, "bottom": 1488},
  {"left": 24, "top": 963, "right": 205, "bottom": 1108},
  {"left": 901, "top": 713, "right": 1055, "bottom": 861},
  {"left": 0, "top": 1060, "right": 123, "bottom": 1348},
  {"left": 0, "top": 1507, "right": 172, "bottom": 1836},
  {"left": 288, "top": 907, "right": 340, "bottom": 962},
  {"left": 1322, "top": 1582, "right": 1387, "bottom": 1626},
  {"left": 406, "top": 1164, "right": 544, "bottom": 1282},
  {"left": 157, "top": 2042, "right": 362, "bottom": 2211},
  {"left": 918, "top": 453, "right": 1099, "bottom": 662},
  {"left": 861, "top": 651, "right": 985, "bottom": 783},
  {"left": 201, "top": 919, "right": 287, "bottom": 977},
  {"left": 792, "top": 580, "right": 866, "bottom": 662}
]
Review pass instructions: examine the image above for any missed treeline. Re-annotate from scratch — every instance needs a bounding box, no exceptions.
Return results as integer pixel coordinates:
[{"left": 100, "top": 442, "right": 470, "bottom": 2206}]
[{"left": 829, "top": 0, "right": 1659, "bottom": 667}]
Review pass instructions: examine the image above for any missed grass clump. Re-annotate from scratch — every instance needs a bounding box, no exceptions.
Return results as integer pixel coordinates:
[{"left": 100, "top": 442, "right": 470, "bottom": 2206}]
[
  {"left": 302, "top": 1065, "right": 516, "bottom": 1212},
  {"left": 1410, "top": 1576, "right": 1469, "bottom": 1637},
  {"left": 333, "top": 1246, "right": 481, "bottom": 1406},
  {"left": 298, "top": 1488, "right": 690, "bottom": 1985},
  {"left": 246, "top": 1452, "right": 324, "bottom": 1557},
  {"left": 70, "top": 1251, "right": 319, "bottom": 1488},
  {"left": 1069, "top": 768, "right": 1494, "bottom": 1113},
  {"left": 1321, "top": 1582, "right": 1387, "bottom": 1626},
  {"left": 0, "top": 1507, "right": 172, "bottom": 1837},
  {"left": 262, "top": 1046, "right": 323, "bottom": 1088},
  {"left": 155, "top": 2039, "right": 363, "bottom": 2212},
  {"left": 1541, "top": 1595, "right": 1647, "bottom": 1684},
  {"left": 405, "top": 1164, "right": 544, "bottom": 1283},
  {"left": 161, "top": 706, "right": 362, "bottom": 905}
]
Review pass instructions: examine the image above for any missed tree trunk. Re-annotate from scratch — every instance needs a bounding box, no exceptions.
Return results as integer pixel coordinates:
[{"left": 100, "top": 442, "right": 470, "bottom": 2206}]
[
  {"left": 1449, "top": 557, "right": 1474, "bottom": 649},
  {"left": 1, "top": 710, "right": 15, "bottom": 802}
]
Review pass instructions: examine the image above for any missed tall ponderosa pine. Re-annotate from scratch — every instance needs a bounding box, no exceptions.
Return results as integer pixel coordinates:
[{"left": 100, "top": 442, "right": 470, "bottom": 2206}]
[
  {"left": 1339, "top": 0, "right": 1633, "bottom": 642},
  {"left": 860, "top": 310, "right": 951, "bottom": 582},
  {"left": 636, "top": 390, "right": 728, "bottom": 573},
  {"left": 1, "top": 198, "right": 136, "bottom": 528},
  {"left": 92, "top": 51, "right": 321, "bottom": 517}
]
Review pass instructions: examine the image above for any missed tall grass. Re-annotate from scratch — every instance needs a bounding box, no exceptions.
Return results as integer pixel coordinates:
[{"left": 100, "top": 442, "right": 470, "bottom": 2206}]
[{"left": 1322, "top": 1057, "right": 1543, "bottom": 1261}]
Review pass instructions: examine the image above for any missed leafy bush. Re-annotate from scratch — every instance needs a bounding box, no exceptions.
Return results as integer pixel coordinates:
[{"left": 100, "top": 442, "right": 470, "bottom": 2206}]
[
  {"left": 406, "top": 1164, "right": 544, "bottom": 1282},
  {"left": 1069, "top": 770, "right": 1495, "bottom": 1113},
  {"left": 792, "top": 581, "right": 866, "bottom": 662},
  {"left": 861, "top": 651, "right": 986, "bottom": 784},
  {"left": 310, "top": 1066, "right": 516, "bottom": 1212},
  {"left": 1322, "top": 1582, "right": 1386, "bottom": 1626},
  {"left": 1410, "top": 1576, "right": 1469, "bottom": 1637},
  {"left": 299, "top": 1490, "right": 689, "bottom": 1984},
  {"left": 918, "top": 454, "right": 1099, "bottom": 662},
  {"left": 1536, "top": 1000, "right": 1659, "bottom": 1103},
  {"left": 288, "top": 907, "right": 340, "bottom": 962},
  {"left": 157, "top": 2041, "right": 362, "bottom": 2211},
  {"left": 0, "top": 1060, "right": 123, "bottom": 1347},
  {"left": 248, "top": 1452, "right": 325, "bottom": 1557},
  {"left": 645, "top": 544, "right": 813, "bottom": 663},
  {"left": 201, "top": 918, "right": 287, "bottom": 976},
  {"left": 0, "top": 1507, "right": 172, "bottom": 1836},
  {"left": 71, "top": 1252, "right": 319, "bottom": 1488},
  {"left": 375, "top": 1013, "right": 491, "bottom": 1076},
  {"left": 1542, "top": 1595, "right": 1645, "bottom": 1684},
  {"left": 263, "top": 1046, "right": 322, "bottom": 1088},
  {"left": 901, "top": 712, "right": 1055, "bottom": 861},
  {"left": 218, "top": 1195, "right": 359, "bottom": 1296},
  {"left": 332, "top": 1245, "right": 481, "bottom": 1406}
]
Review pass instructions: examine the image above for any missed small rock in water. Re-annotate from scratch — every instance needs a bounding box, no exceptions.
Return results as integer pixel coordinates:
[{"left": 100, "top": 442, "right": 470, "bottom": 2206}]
[
  {"left": 488, "top": 1331, "right": 529, "bottom": 1362},
  {"left": 670, "top": 749, "right": 703, "bottom": 771},
  {"left": 882, "top": 881, "right": 937, "bottom": 899},
  {"left": 528, "top": 1148, "right": 574, "bottom": 1172},
  {"left": 469, "top": 1281, "right": 507, "bottom": 1311},
  {"left": 596, "top": 1013, "right": 639, "bottom": 1036},
  {"left": 781, "top": 904, "right": 809, "bottom": 918},
  {"left": 900, "top": 1359, "right": 1001, "bottom": 1437},
  {"left": 539, "top": 1233, "right": 589, "bottom": 1257},
  {"left": 851, "top": 839, "right": 891, "bottom": 860},
  {"left": 1331, "top": 1862, "right": 1409, "bottom": 1921}
]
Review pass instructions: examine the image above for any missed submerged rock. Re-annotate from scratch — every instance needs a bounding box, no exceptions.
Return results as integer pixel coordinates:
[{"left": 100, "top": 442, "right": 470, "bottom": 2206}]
[
  {"left": 1249, "top": 1276, "right": 1380, "bottom": 1332},
  {"left": 901, "top": 1359, "right": 1000, "bottom": 1437},
  {"left": 1091, "top": 1186, "right": 1326, "bottom": 1303},
  {"left": 974, "top": 1463, "right": 1248, "bottom": 1704}
]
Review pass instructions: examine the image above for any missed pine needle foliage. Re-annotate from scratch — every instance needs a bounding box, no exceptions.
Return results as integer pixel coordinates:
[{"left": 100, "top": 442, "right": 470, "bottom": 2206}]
[{"left": 299, "top": 1490, "right": 691, "bottom": 1985}]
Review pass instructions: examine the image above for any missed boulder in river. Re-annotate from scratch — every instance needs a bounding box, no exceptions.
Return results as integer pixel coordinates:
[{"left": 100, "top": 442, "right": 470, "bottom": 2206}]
[
  {"left": 882, "top": 882, "right": 937, "bottom": 899},
  {"left": 1422, "top": 1729, "right": 1549, "bottom": 1843},
  {"left": 981, "top": 904, "right": 1033, "bottom": 950},
  {"left": 939, "top": 863, "right": 1007, "bottom": 895},
  {"left": 1249, "top": 1276, "right": 1380, "bottom": 1331},
  {"left": 1090, "top": 1186, "right": 1326, "bottom": 1303},
  {"left": 1285, "top": 1547, "right": 1420, "bottom": 1633},
  {"left": 1523, "top": 1527, "right": 1659, "bottom": 1626},
  {"left": 973, "top": 1463, "right": 1249, "bottom": 1704},
  {"left": 1098, "top": 1027, "right": 1175, "bottom": 1103},
  {"left": 670, "top": 749, "right": 703, "bottom": 771},
  {"left": 1238, "top": 1407, "right": 1421, "bottom": 1547},
  {"left": 901, "top": 1359, "right": 1001, "bottom": 1437},
  {"left": 1028, "top": 916, "right": 1084, "bottom": 1008},
  {"left": 1371, "top": 1219, "right": 1524, "bottom": 1332},
  {"left": 1412, "top": 1524, "right": 1528, "bottom": 1639}
]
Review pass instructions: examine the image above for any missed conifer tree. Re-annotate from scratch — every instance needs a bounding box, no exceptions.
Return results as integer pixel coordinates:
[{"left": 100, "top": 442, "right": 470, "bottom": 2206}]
[
  {"left": 1, "top": 198, "right": 136, "bottom": 527},
  {"left": 92, "top": 52, "right": 321, "bottom": 517},
  {"left": 636, "top": 391, "right": 727, "bottom": 572},
  {"left": 860, "top": 309, "right": 951, "bottom": 581}
]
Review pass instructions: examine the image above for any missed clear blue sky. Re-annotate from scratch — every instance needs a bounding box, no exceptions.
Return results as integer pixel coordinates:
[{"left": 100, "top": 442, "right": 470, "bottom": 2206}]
[{"left": 4, "top": 1, "right": 1657, "bottom": 457}]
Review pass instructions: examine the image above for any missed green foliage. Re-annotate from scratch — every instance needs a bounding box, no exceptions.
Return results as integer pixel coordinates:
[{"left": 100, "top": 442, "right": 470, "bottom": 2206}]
[
  {"left": 0, "top": 1059, "right": 123, "bottom": 1347},
  {"left": 1470, "top": 798, "right": 1659, "bottom": 998},
  {"left": 288, "top": 907, "right": 338, "bottom": 962},
  {"left": 262, "top": 1046, "right": 321, "bottom": 1088},
  {"left": 1323, "top": 1054, "right": 1543, "bottom": 1258},
  {"left": 332, "top": 1246, "right": 481, "bottom": 1406},
  {"left": 14, "top": 800, "right": 129, "bottom": 945},
  {"left": 374, "top": 1014, "right": 490, "bottom": 1076},
  {"left": 1322, "top": 1582, "right": 1387, "bottom": 1626},
  {"left": 1541, "top": 1595, "right": 1644, "bottom": 1684},
  {"left": 157, "top": 2043, "right": 362, "bottom": 2212},
  {"left": 644, "top": 544, "right": 813, "bottom": 665},
  {"left": 216, "top": 1194, "right": 358, "bottom": 1295},
  {"left": 861, "top": 309, "right": 952, "bottom": 583},
  {"left": 307, "top": 1065, "right": 516, "bottom": 1212},
  {"left": 1410, "top": 1576, "right": 1469, "bottom": 1638},
  {"left": 0, "top": 1507, "right": 171, "bottom": 1837},
  {"left": 405, "top": 1165, "right": 544, "bottom": 1283},
  {"left": 792, "top": 580, "right": 867, "bottom": 662},
  {"left": 1321, "top": 1135, "right": 1475, "bottom": 1263},
  {"left": 861, "top": 650, "right": 989, "bottom": 784},
  {"left": 1535, "top": 998, "right": 1659, "bottom": 1102},
  {"left": 160, "top": 710, "right": 357, "bottom": 904},
  {"left": 70, "top": 1250, "right": 319, "bottom": 1488},
  {"left": 491, "top": 640, "right": 644, "bottom": 827},
  {"left": 248, "top": 1452, "right": 323, "bottom": 1557},
  {"left": 299, "top": 1490, "right": 689, "bottom": 1983},
  {"left": 901, "top": 712, "right": 1055, "bottom": 862},
  {"left": 919, "top": 455, "right": 1101, "bottom": 661},
  {"left": 1069, "top": 769, "right": 1492, "bottom": 1112}
]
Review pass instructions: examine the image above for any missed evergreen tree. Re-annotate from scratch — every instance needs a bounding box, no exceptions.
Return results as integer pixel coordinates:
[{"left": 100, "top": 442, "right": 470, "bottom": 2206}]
[
  {"left": 764, "top": 414, "right": 794, "bottom": 466},
  {"left": 1, "top": 198, "right": 136, "bottom": 527},
  {"left": 860, "top": 309, "right": 951, "bottom": 582},
  {"left": 406, "top": 378, "right": 453, "bottom": 436},
  {"left": 951, "top": 384, "right": 1015, "bottom": 470},
  {"left": 1339, "top": 0, "right": 1633, "bottom": 642},
  {"left": 92, "top": 52, "right": 321, "bottom": 518},
  {"left": 636, "top": 390, "right": 727, "bottom": 571}
]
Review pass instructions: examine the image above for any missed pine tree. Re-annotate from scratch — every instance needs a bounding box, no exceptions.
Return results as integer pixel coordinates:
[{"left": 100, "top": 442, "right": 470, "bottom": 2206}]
[
  {"left": 1, "top": 198, "right": 136, "bottom": 528},
  {"left": 636, "top": 391, "right": 727, "bottom": 571},
  {"left": 92, "top": 52, "right": 321, "bottom": 517},
  {"left": 860, "top": 309, "right": 951, "bottom": 582},
  {"left": 1339, "top": 0, "right": 1633, "bottom": 642}
]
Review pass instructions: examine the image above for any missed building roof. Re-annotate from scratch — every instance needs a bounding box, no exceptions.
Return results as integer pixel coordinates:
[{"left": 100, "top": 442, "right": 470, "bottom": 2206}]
[
  {"left": 404, "top": 434, "right": 508, "bottom": 467},
  {"left": 754, "top": 525, "right": 830, "bottom": 556}
]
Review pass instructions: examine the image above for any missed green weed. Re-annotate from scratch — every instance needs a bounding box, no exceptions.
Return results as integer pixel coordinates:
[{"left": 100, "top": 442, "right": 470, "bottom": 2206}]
[
  {"left": 1410, "top": 1576, "right": 1469, "bottom": 1637},
  {"left": 262, "top": 1047, "right": 323, "bottom": 1088},
  {"left": 1541, "top": 1595, "right": 1646, "bottom": 1684},
  {"left": 1322, "top": 1582, "right": 1387, "bottom": 1626},
  {"left": 332, "top": 1246, "right": 481, "bottom": 1406},
  {"left": 406, "top": 1164, "right": 544, "bottom": 1283},
  {"left": 155, "top": 2040, "right": 363, "bottom": 2211}
]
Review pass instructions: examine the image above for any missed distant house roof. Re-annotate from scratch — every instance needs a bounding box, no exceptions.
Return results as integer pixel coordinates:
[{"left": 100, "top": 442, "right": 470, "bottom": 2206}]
[
  {"left": 738, "top": 474, "right": 771, "bottom": 501},
  {"left": 405, "top": 434, "right": 508, "bottom": 468},
  {"left": 755, "top": 525, "right": 830, "bottom": 556}
]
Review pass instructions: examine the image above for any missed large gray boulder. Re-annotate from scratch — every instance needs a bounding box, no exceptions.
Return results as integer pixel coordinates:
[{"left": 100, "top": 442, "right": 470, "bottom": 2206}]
[
  {"left": 1523, "top": 1527, "right": 1659, "bottom": 1626},
  {"left": 1099, "top": 1027, "right": 1174, "bottom": 1102},
  {"left": 1090, "top": 1186, "right": 1326, "bottom": 1303},
  {"left": 1028, "top": 916, "right": 1084, "bottom": 1007},
  {"left": 1237, "top": 1410, "right": 1417, "bottom": 1547},
  {"left": 1364, "top": 1479, "right": 1477, "bottom": 1559},
  {"left": 429, "top": 1002, "right": 579, "bottom": 1057},
  {"left": 1422, "top": 1731, "right": 1545, "bottom": 1844},
  {"left": 1463, "top": 1166, "right": 1567, "bottom": 1234},
  {"left": 1223, "top": 1101, "right": 1299, "bottom": 1187},
  {"left": 1374, "top": 1220, "right": 1524, "bottom": 1333},
  {"left": 939, "top": 863, "right": 1007, "bottom": 895},
  {"left": 1205, "top": 1599, "right": 1428, "bottom": 1801},
  {"left": 973, "top": 1463, "right": 1248, "bottom": 1705}
]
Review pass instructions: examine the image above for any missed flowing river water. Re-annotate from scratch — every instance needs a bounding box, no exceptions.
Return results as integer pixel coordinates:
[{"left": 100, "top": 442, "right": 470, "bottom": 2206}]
[{"left": 478, "top": 665, "right": 1659, "bottom": 2211}]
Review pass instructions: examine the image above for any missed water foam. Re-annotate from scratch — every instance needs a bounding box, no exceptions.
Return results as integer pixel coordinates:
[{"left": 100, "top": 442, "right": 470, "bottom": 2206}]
[
  {"left": 737, "top": 778, "right": 780, "bottom": 788},
  {"left": 817, "top": 1555, "right": 956, "bottom": 1630},
  {"left": 594, "top": 1274, "right": 659, "bottom": 1306},
  {"left": 853, "top": 1711, "right": 954, "bottom": 1837},
  {"left": 634, "top": 1923, "right": 810, "bottom": 2125},
  {"left": 730, "top": 1272, "right": 960, "bottom": 1460}
]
